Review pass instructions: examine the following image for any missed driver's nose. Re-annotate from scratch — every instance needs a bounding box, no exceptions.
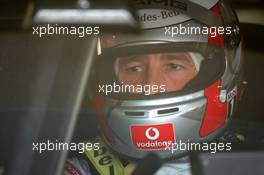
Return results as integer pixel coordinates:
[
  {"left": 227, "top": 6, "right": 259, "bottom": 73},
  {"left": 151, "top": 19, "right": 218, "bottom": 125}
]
[{"left": 143, "top": 56, "right": 166, "bottom": 94}]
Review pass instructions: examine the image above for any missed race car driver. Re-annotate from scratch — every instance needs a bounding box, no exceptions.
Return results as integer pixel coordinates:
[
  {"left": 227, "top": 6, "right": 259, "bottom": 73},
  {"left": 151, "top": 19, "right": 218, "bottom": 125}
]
[{"left": 64, "top": 0, "right": 245, "bottom": 174}]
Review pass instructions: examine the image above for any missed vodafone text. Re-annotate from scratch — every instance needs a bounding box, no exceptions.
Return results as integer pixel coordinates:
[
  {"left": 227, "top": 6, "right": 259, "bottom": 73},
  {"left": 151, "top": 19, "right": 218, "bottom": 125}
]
[{"left": 136, "top": 140, "right": 173, "bottom": 149}]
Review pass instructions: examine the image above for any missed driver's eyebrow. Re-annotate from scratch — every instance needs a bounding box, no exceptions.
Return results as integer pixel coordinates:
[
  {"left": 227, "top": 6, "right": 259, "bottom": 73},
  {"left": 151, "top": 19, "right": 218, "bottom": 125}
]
[
  {"left": 118, "top": 55, "right": 145, "bottom": 65},
  {"left": 161, "top": 53, "right": 193, "bottom": 64}
]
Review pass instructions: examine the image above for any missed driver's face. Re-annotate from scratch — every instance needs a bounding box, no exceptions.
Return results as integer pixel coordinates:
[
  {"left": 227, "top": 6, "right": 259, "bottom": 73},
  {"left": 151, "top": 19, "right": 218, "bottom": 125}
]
[{"left": 117, "top": 53, "right": 198, "bottom": 93}]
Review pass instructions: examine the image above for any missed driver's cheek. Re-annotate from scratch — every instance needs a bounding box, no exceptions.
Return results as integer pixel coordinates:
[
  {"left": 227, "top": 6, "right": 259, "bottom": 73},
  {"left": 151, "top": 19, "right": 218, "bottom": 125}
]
[
  {"left": 163, "top": 69, "right": 197, "bottom": 92},
  {"left": 118, "top": 72, "right": 145, "bottom": 85}
]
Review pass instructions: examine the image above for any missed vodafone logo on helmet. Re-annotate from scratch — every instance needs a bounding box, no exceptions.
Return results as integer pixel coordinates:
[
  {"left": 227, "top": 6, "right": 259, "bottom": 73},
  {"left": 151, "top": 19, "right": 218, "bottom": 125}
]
[
  {"left": 145, "top": 127, "right": 160, "bottom": 140},
  {"left": 130, "top": 124, "right": 175, "bottom": 150}
]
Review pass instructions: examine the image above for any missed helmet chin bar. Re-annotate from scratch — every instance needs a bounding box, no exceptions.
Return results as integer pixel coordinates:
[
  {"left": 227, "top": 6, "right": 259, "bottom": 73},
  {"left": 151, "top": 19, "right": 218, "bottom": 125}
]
[
  {"left": 93, "top": 50, "right": 237, "bottom": 159},
  {"left": 98, "top": 79, "right": 228, "bottom": 160}
]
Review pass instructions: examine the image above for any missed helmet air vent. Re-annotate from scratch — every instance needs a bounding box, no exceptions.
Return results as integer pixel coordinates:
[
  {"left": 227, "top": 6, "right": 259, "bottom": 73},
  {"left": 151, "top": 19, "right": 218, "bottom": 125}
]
[
  {"left": 124, "top": 111, "right": 145, "bottom": 116},
  {"left": 157, "top": 107, "right": 179, "bottom": 115}
]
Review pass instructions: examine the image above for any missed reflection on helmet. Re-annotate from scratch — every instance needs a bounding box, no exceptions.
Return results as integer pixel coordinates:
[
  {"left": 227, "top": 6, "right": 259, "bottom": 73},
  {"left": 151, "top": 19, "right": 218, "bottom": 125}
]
[{"left": 90, "top": 0, "right": 244, "bottom": 159}]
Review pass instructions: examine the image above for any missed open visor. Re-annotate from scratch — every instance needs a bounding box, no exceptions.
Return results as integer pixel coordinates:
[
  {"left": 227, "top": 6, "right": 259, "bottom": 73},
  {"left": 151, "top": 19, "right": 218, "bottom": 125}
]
[{"left": 94, "top": 42, "right": 225, "bottom": 100}]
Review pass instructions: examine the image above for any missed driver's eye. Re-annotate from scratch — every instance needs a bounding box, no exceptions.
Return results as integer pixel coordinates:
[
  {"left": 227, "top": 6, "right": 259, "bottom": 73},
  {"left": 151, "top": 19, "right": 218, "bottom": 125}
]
[
  {"left": 166, "top": 63, "right": 184, "bottom": 71},
  {"left": 126, "top": 66, "right": 143, "bottom": 73}
]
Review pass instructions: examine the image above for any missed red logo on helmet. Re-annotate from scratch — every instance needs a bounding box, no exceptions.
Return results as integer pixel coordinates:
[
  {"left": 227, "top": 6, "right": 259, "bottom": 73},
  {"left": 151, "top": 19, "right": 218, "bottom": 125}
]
[{"left": 130, "top": 124, "right": 175, "bottom": 150}]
